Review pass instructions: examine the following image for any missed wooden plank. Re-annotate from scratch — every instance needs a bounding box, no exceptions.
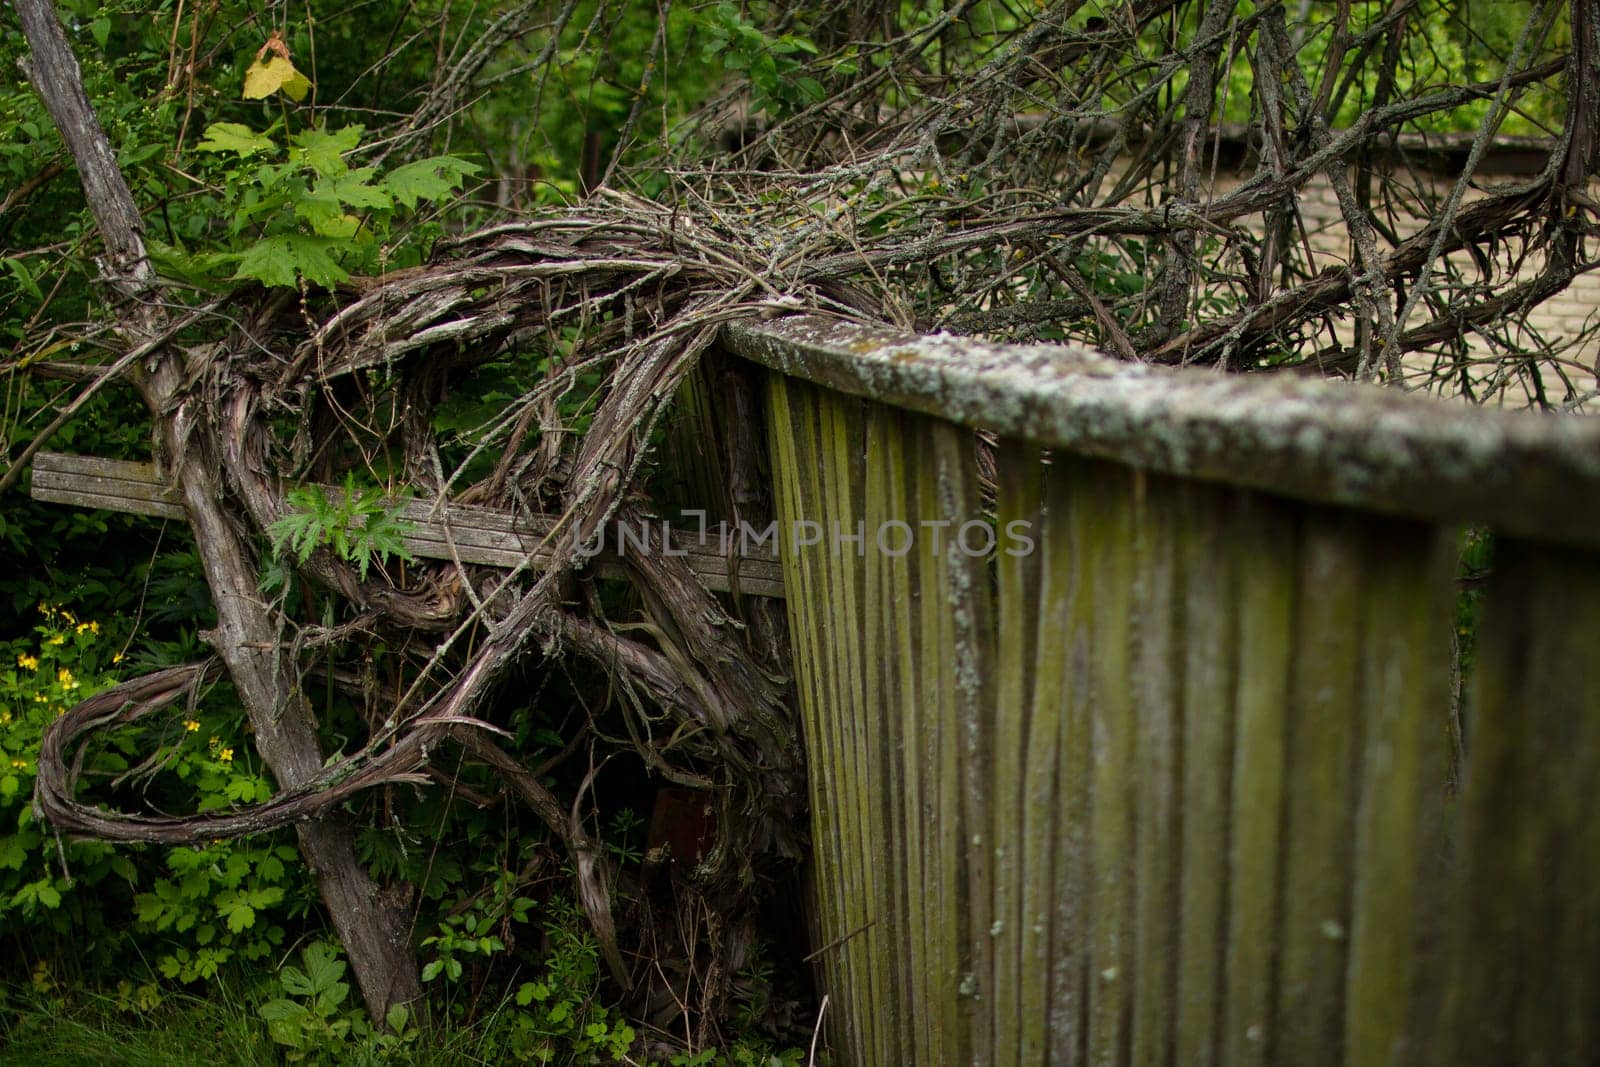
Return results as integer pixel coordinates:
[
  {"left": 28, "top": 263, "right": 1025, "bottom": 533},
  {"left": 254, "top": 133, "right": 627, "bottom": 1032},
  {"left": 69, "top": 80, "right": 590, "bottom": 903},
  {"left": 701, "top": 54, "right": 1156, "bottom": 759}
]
[
  {"left": 30, "top": 452, "right": 783, "bottom": 597},
  {"left": 991, "top": 439, "right": 1044, "bottom": 1067},
  {"left": 1130, "top": 472, "right": 1182, "bottom": 1067},
  {"left": 723, "top": 317, "right": 1600, "bottom": 550},
  {"left": 766, "top": 377, "right": 855, "bottom": 1056},
  {"left": 1341, "top": 520, "right": 1452, "bottom": 1067},
  {"left": 1173, "top": 483, "right": 1239, "bottom": 1067},
  {"left": 819, "top": 387, "right": 877, "bottom": 1062},
  {"left": 1437, "top": 541, "right": 1600, "bottom": 1066},
  {"left": 1272, "top": 512, "right": 1365, "bottom": 1067},
  {"left": 887, "top": 408, "right": 935, "bottom": 1064},
  {"left": 30, "top": 482, "right": 186, "bottom": 521},
  {"left": 927, "top": 416, "right": 994, "bottom": 1067},
  {"left": 915, "top": 418, "right": 970, "bottom": 1065},
  {"left": 1220, "top": 494, "right": 1296, "bottom": 1067},
  {"left": 1085, "top": 458, "right": 1137, "bottom": 1067},
  {"left": 864, "top": 405, "right": 919, "bottom": 1061},
  {"left": 1044, "top": 456, "right": 1095, "bottom": 1067}
]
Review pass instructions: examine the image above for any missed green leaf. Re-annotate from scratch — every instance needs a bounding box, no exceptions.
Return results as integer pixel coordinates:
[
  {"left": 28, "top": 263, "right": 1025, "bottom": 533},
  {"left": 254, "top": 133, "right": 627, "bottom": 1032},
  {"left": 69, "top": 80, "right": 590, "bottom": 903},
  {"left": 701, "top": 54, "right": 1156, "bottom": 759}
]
[
  {"left": 196, "top": 122, "right": 275, "bottom": 157},
  {"left": 420, "top": 959, "right": 443, "bottom": 982},
  {"left": 250, "top": 885, "right": 285, "bottom": 910},
  {"left": 279, "top": 964, "right": 315, "bottom": 998},
  {"left": 234, "top": 234, "right": 349, "bottom": 289},
  {"left": 302, "top": 942, "right": 347, "bottom": 995},
  {"left": 259, "top": 998, "right": 310, "bottom": 1047},
  {"left": 290, "top": 126, "right": 363, "bottom": 176},
  {"left": 293, "top": 197, "right": 362, "bottom": 240},
  {"left": 0, "top": 835, "right": 28, "bottom": 871},
  {"left": 223, "top": 901, "right": 255, "bottom": 932},
  {"left": 383, "top": 156, "right": 480, "bottom": 209},
  {"left": 4, "top": 257, "right": 43, "bottom": 303},
  {"left": 322, "top": 169, "right": 391, "bottom": 210}
]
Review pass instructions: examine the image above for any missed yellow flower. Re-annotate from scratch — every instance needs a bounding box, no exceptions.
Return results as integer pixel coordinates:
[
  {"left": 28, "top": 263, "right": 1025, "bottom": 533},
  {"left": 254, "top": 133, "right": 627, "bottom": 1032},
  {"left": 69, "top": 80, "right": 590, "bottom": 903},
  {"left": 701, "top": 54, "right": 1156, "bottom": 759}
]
[
  {"left": 112, "top": 652, "right": 125, "bottom": 665},
  {"left": 9, "top": 759, "right": 25, "bottom": 769},
  {"left": 218, "top": 748, "right": 234, "bottom": 763},
  {"left": 75, "top": 621, "right": 99, "bottom": 635},
  {"left": 57, "top": 668, "right": 78, "bottom": 690},
  {"left": 17, "top": 654, "right": 38, "bottom": 671},
  {"left": 1, "top": 712, "right": 12, "bottom": 724},
  {"left": 208, "top": 736, "right": 220, "bottom": 748},
  {"left": 184, "top": 719, "right": 200, "bottom": 733},
  {"left": 45, "top": 633, "right": 64, "bottom": 646}
]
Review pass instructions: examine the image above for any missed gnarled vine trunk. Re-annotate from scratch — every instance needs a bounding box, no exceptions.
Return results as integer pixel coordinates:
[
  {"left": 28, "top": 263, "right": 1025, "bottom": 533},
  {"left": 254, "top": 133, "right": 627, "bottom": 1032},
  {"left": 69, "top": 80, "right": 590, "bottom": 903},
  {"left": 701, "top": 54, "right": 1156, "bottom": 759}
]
[{"left": 14, "top": 0, "right": 421, "bottom": 1021}]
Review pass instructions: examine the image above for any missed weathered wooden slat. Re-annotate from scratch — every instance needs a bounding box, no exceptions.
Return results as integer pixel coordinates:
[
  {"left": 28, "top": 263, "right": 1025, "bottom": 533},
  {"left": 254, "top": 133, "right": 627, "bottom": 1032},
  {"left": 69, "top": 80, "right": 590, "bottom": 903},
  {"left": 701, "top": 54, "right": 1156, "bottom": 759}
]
[
  {"left": 1016, "top": 452, "right": 1073, "bottom": 1064},
  {"left": 765, "top": 377, "right": 853, "bottom": 1053},
  {"left": 991, "top": 438, "right": 1043, "bottom": 1067},
  {"left": 1084, "top": 458, "right": 1137, "bottom": 1067},
  {"left": 1437, "top": 542, "right": 1600, "bottom": 1067},
  {"left": 1173, "top": 482, "right": 1239, "bottom": 1067},
  {"left": 1274, "top": 513, "right": 1366, "bottom": 1067},
  {"left": 1045, "top": 458, "right": 1094, "bottom": 1067},
  {"left": 928, "top": 415, "right": 994, "bottom": 1067},
  {"left": 722, "top": 317, "right": 1600, "bottom": 550},
  {"left": 1340, "top": 521, "right": 1453, "bottom": 1067},
  {"left": 916, "top": 418, "right": 972, "bottom": 1066},
  {"left": 819, "top": 386, "right": 876, "bottom": 1062},
  {"left": 29, "top": 452, "right": 783, "bottom": 597},
  {"left": 864, "top": 405, "right": 917, "bottom": 1061},
  {"left": 1130, "top": 471, "right": 1182, "bottom": 1067},
  {"left": 1221, "top": 495, "right": 1296, "bottom": 1067}
]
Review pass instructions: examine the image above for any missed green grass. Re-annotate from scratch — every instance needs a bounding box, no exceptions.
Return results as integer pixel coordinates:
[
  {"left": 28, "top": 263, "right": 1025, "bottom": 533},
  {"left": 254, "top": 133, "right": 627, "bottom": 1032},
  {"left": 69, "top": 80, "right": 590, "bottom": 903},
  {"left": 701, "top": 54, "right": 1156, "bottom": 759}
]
[
  {"left": 0, "top": 984, "right": 278, "bottom": 1067},
  {"left": 0, "top": 981, "right": 539, "bottom": 1066}
]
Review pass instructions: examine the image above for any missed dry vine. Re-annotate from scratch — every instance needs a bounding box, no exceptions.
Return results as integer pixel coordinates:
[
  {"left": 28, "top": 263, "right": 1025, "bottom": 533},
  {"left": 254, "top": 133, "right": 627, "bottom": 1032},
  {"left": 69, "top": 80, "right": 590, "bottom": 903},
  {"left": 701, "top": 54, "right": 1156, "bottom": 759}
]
[{"left": 27, "top": 193, "right": 883, "bottom": 1033}]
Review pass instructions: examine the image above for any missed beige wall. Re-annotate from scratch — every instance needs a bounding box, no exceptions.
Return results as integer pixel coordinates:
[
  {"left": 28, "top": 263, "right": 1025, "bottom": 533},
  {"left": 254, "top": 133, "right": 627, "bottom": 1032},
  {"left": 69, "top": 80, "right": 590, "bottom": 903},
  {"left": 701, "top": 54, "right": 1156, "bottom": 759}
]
[{"left": 1198, "top": 164, "right": 1600, "bottom": 407}]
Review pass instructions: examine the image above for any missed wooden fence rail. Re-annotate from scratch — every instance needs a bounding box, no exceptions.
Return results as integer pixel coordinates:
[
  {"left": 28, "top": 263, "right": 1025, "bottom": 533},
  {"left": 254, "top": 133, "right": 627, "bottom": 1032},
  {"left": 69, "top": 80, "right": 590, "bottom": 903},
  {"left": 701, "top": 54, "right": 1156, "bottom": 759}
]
[
  {"left": 720, "top": 316, "right": 1600, "bottom": 1066},
  {"left": 29, "top": 451, "right": 785, "bottom": 598}
]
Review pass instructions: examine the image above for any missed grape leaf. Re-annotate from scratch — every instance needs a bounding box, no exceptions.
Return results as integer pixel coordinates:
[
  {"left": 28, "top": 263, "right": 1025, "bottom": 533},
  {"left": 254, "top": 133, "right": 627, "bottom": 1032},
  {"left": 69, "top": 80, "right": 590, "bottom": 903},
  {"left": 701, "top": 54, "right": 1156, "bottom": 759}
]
[
  {"left": 384, "top": 156, "right": 481, "bottom": 209},
  {"left": 320, "top": 168, "right": 392, "bottom": 210},
  {"left": 290, "top": 126, "right": 363, "bottom": 176},
  {"left": 235, "top": 234, "right": 349, "bottom": 289},
  {"left": 243, "top": 56, "right": 311, "bottom": 102},
  {"left": 195, "top": 122, "right": 274, "bottom": 157}
]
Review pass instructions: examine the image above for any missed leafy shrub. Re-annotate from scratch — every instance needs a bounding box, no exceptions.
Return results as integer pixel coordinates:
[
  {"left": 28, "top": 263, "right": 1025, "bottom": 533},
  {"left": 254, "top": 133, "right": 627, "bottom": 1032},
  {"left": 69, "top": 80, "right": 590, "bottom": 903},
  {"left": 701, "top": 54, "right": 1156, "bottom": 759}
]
[
  {"left": 0, "top": 603, "right": 310, "bottom": 987},
  {"left": 267, "top": 476, "right": 418, "bottom": 582}
]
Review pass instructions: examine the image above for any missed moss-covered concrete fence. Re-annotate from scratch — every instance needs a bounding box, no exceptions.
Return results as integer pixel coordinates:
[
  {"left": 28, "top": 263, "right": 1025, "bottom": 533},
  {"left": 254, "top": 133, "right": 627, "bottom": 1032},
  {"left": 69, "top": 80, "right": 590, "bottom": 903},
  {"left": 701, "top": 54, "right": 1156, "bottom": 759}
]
[{"left": 720, "top": 315, "right": 1600, "bottom": 1066}]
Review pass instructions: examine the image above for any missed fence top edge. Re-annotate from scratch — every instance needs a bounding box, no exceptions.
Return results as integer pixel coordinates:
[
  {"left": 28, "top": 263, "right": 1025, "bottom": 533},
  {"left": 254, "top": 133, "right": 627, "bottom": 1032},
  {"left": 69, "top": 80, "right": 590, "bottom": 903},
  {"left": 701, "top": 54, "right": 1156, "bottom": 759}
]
[{"left": 721, "top": 315, "right": 1600, "bottom": 549}]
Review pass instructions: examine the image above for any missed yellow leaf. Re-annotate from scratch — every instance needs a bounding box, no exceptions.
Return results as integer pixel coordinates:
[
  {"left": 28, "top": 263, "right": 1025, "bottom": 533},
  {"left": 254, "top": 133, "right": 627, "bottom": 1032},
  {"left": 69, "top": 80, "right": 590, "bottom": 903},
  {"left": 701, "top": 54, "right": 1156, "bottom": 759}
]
[
  {"left": 281, "top": 70, "right": 312, "bottom": 103},
  {"left": 243, "top": 55, "right": 312, "bottom": 102}
]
